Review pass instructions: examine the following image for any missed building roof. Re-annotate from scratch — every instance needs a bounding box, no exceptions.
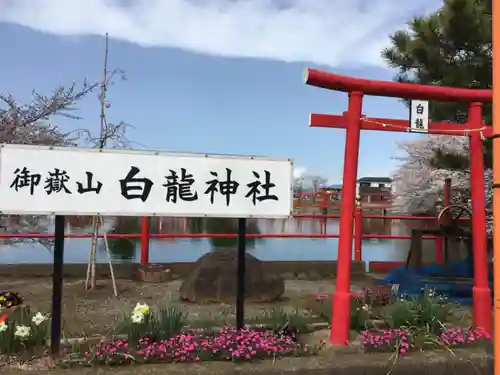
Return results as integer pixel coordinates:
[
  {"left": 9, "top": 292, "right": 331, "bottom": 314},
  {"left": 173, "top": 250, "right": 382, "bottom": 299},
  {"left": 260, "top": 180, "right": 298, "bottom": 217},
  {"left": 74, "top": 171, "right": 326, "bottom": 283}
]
[
  {"left": 357, "top": 177, "right": 392, "bottom": 183},
  {"left": 326, "top": 184, "right": 343, "bottom": 189}
]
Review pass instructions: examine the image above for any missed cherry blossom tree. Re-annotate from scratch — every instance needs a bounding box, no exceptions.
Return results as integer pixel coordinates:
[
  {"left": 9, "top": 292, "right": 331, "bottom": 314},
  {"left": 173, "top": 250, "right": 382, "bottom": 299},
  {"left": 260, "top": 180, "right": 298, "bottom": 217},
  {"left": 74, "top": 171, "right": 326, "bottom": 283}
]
[
  {"left": 0, "top": 82, "right": 96, "bottom": 243},
  {"left": 391, "top": 135, "right": 492, "bottom": 231},
  {"left": 384, "top": 0, "right": 492, "bottom": 232}
]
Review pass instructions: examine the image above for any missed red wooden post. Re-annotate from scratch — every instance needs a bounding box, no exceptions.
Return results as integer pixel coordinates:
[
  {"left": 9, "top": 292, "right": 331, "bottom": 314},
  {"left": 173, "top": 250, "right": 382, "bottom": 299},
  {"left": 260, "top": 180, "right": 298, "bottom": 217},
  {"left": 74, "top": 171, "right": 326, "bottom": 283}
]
[
  {"left": 354, "top": 207, "right": 363, "bottom": 262},
  {"left": 437, "top": 178, "right": 453, "bottom": 263},
  {"left": 468, "top": 103, "right": 492, "bottom": 334},
  {"left": 321, "top": 189, "right": 329, "bottom": 234},
  {"left": 140, "top": 216, "right": 151, "bottom": 265},
  {"left": 435, "top": 237, "right": 444, "bottom": 263},
  {"left": 330, "top": 91, "right": 363, "bottom": 345},
  {"left": 435, "top": 183, "right": 449, "bottom": 264},
  {"left": 158, "top": 217, "right": 163, "bottom": 233},
  {"left": 321, "top": 189, "right": 329, "bottom": 211},
  {"left": 444, "top": 178, "right": 451, "bottom": 206}
]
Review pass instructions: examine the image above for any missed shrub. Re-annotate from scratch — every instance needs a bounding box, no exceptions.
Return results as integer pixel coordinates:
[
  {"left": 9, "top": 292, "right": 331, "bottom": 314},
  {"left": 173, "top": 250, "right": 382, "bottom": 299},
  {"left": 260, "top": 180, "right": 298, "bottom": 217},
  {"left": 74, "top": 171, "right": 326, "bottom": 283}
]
[
  {"left": 114, "top": 303, "right": 187, "bottom": 344},
  {"left": 350, "top": 296, "right": 371, "bottom": 331},
  {"left": 381, "top": 287, "right": 453, "bottom": 332},
  {"left": 352, "top": 287, "right": 394, "bottom": 308},
  {"left": 313, "top": 288, "right": 395, "bottom": 332},
  {"left": 312, "top": 295, "right": 331, "bottom": 322},
  {"left": 381, "top": 299, "right": 417, "bottom": 329},
  {"left": 258, "top": 307, "right": 309, "bottom": 333}
]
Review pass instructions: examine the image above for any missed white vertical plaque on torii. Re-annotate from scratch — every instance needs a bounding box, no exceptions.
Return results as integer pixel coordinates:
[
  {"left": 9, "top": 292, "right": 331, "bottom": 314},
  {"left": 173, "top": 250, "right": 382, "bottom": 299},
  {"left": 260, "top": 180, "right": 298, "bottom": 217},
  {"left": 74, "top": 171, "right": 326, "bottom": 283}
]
[{"left": 409, "top": 100, "right": 430, "bottom": 133}]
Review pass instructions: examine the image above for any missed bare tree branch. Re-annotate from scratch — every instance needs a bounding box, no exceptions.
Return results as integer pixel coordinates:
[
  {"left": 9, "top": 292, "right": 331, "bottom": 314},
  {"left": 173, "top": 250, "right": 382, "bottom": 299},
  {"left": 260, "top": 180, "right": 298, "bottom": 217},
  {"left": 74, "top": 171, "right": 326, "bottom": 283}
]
[
  {"left": 0, "top": 34, "right": 139, "bottom": 248},
  {"left": 0, "top": 82, "right": 98, "bottom": 247}
]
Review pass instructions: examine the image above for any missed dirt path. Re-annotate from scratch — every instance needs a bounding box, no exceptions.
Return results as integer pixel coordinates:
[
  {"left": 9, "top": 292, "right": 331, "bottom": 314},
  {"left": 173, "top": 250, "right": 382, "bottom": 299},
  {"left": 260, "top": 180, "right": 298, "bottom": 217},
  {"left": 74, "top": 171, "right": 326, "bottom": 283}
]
[
  {"left": 0, "top": 278, "right": 353, "bottom": 336},
  {"left": 0, "top": 276, "right": 474, "bottom": 336}
]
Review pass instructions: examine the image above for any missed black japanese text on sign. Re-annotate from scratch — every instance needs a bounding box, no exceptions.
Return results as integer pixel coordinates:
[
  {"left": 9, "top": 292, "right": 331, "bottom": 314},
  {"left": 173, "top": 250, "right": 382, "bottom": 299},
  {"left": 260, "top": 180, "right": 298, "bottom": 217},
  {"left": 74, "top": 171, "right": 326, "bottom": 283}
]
[
  {"left": 410, "top": 100, "right": 429, "bottom": 132},
  {"left": 415, "top": 104, "right": 425, "bottom": 115},
  {"left": 9, "top": 166, "right": 280, "bottom": 206},
  {"left": 414, "top": 104, "right": 425, "bottom": 129},
  {"left": 10, "top": 167, "right": 102, "bottom": 196}
]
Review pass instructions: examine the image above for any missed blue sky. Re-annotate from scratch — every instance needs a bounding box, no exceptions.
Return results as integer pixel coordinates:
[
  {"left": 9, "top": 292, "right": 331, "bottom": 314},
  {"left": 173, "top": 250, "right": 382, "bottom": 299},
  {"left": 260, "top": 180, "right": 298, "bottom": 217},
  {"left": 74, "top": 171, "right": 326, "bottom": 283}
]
[{"left": 0, "top": 0, "right": 441, "bottom": 183}]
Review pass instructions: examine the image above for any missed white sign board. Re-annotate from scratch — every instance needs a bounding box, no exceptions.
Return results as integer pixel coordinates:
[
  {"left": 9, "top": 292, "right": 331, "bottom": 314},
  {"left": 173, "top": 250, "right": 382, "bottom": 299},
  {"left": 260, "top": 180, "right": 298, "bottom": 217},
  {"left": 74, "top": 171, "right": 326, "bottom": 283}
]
[
  {"left": 0, "top": 145, "right": 293, "bottom": 218},
  {"left": 409, "top": 100, "right": 429, "bottom": 133}
]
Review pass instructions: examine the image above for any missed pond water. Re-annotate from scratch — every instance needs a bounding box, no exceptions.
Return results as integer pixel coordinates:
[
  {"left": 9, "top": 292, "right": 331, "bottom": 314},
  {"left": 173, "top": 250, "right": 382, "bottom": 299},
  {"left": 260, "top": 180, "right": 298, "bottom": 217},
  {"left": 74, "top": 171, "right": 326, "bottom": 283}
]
[{"left": 0, "top": 218, "right": 440, "bottom": 265}]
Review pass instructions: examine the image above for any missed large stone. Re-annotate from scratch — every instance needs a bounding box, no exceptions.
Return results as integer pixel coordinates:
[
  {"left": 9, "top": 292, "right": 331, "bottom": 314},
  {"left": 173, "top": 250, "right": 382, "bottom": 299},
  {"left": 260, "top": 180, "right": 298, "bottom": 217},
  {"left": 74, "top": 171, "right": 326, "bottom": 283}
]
[{"left": 179, "top": 249, "right": 285, "bottom": 303}]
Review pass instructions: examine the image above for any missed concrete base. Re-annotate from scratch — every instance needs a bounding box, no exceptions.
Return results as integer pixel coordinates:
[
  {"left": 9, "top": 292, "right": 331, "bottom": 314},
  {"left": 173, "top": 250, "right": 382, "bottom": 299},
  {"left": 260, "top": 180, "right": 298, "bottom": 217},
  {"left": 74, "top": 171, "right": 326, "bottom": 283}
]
[
  {"left": 0, "top": 261, "right": 367, "bottom": 280},
  {"left": 137, "top": 266, "right": 173, "bottom": 283},
  {"left": 43, "top": 347, "right": 491, "bottom": 375}
]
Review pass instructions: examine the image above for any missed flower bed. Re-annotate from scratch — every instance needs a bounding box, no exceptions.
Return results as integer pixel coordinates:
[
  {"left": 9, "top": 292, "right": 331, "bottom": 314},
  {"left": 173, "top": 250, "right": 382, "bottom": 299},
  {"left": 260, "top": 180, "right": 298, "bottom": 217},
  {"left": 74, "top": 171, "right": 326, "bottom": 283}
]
[
  {"left": 361, "top": 327, "right": 491, "bottom": 355},
  {"left": 66, "top": 302, "right": 319, "bottom": 366},
  {"left": 83, "top": 328, "right": 316, "bottom": 365},
  {"left": 0, "top": 286, "right": 489, "bottom": 367},
  {"left": 311, "top": 287, "right": 490, "bottom": 356}
]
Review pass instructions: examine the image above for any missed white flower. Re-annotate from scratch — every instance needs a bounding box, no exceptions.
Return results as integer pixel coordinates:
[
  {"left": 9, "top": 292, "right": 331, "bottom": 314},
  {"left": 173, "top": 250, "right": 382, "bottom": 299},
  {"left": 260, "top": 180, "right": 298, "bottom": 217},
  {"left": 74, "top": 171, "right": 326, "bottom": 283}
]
[
  {"left": 130, "top": 302, "right": 149, "bottom": 323},
  {"left": 32, "top": 312, "right": 48, "bottom": 326},
  {"left": 0, "top": 322, "right": 7, "bottom": 332},
  {"left": 133, "top": 303, "right": 149, "bottom": 314},
  {"left": 14, "top": 325, "right": 31, "bottom": 338},
  {"left": 131, "top": 311, "right": 144, "bottom": 324}
]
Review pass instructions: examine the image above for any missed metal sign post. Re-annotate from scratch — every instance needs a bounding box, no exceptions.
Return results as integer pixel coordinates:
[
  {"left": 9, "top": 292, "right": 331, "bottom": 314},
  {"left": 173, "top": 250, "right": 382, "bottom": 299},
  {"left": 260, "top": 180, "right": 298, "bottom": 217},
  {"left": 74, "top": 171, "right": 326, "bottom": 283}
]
[
  {"left": 236, "top": 218, "right": 247, "bottom": 330},
  {"left": 51, "top": 215, "right": 65, "bottom": 355}
]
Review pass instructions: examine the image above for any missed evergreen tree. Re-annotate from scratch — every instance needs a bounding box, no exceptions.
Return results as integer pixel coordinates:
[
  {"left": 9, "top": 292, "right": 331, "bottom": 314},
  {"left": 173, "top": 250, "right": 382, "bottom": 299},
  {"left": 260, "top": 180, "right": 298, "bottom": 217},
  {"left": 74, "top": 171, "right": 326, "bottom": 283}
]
[{"left": 382, "top": 0, "right": 492, "bottom": 169}]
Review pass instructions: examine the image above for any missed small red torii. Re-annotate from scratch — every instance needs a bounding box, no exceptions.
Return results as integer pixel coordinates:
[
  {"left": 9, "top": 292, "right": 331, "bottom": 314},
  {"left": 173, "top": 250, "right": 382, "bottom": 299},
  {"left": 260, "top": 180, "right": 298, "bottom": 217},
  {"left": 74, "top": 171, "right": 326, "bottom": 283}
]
[{"left": 304, "top": 68, "right": 492, "bottom": 346}]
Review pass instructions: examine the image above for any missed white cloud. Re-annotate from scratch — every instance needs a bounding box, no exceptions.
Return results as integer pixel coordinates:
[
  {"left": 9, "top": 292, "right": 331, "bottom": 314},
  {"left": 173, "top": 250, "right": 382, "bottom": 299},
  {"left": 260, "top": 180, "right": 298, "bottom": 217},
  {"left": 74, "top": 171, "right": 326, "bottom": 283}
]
[
  {"left": 293, "top": 166, "right": 305, "bottom": 179},
  {"left": 0, "top": 0, "right": 441, "bottom": 67}
]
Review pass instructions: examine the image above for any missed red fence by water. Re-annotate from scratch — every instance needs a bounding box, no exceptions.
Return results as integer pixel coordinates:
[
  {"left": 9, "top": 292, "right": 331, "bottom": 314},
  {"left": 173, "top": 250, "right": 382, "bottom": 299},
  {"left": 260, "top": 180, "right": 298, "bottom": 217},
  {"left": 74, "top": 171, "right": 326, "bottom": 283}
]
[{"left": 0, "top": 189, "right": 486, "bottom": 267}]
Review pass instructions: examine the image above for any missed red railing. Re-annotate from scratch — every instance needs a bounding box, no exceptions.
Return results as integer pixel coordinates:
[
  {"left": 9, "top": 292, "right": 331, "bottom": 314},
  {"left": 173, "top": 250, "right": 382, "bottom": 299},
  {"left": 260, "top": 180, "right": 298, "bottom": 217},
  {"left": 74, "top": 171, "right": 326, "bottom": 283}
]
[
  {"left": 0, "top": 232, "right": 440, "bottom": 239},
  {"left": 0, "top": 210, "right": 457, "bottom": 266},
  {"left": 0, "top": 187, "right": 486, "bottom": 266}
]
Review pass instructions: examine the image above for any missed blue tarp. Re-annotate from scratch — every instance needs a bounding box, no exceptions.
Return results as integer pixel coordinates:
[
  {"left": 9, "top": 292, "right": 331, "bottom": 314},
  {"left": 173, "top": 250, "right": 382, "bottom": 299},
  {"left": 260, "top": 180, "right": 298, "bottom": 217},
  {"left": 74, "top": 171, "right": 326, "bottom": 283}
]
[{"left": 377, "top": 260, "right": 493, "bottom": 305}]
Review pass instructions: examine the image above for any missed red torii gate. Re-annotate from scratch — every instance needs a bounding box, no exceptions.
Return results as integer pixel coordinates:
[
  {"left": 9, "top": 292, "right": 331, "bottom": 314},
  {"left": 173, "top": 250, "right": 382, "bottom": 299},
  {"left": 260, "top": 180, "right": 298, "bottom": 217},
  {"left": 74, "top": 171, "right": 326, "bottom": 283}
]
[{"left": 304, "top": 68, "right": 493, "bottom": 345}]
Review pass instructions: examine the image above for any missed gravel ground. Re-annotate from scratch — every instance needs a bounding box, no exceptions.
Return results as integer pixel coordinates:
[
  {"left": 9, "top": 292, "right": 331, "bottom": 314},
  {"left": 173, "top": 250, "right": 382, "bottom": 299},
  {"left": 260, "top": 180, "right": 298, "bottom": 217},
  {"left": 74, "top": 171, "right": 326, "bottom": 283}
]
[{"left": 0, "top": 277, "right": 368, "bottom": 336}]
